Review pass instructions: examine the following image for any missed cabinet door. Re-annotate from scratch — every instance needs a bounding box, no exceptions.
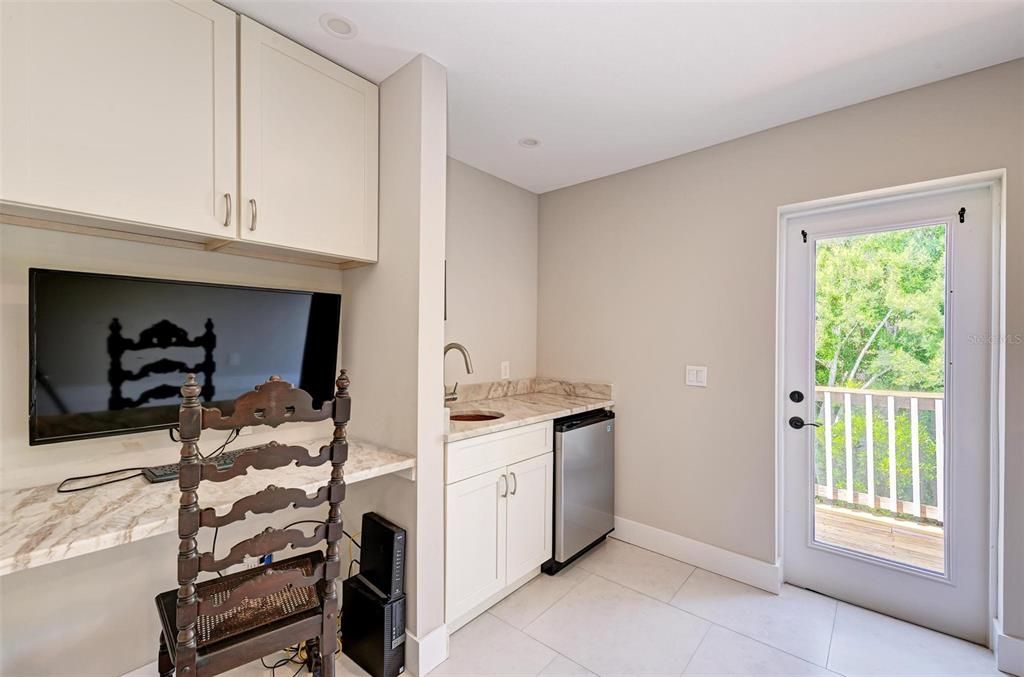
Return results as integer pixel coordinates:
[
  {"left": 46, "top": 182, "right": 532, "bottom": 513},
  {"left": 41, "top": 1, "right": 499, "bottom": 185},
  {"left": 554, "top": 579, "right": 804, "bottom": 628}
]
[
  {"left": 445, "top": 468, "right": 507, "bottom": 623},
  {"left": 239, "top": 17, "right": 379, "bottom": 260},
  {"left": 0, "top": 0, "right": 237, "bottom": 236},
  {"left": 506, "top": 453, "right": 554, "bottom": 583}
]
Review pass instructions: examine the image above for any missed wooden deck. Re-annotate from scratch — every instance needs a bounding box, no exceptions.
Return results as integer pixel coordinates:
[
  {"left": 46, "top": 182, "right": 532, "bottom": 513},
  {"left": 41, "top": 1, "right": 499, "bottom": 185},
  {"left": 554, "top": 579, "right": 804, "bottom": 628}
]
[{"left": 814, "top": 503, "right": 944, "bottom": 573}]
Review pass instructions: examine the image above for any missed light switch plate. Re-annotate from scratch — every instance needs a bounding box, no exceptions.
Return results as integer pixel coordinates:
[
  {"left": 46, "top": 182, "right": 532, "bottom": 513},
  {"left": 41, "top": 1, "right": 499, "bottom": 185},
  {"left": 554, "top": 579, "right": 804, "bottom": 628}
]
[
  {"left": 500, "top": 361, "right": 510, "bottom": 379},
  {"left": 686, "top": 365, "right": 708, "bottom": 387}
]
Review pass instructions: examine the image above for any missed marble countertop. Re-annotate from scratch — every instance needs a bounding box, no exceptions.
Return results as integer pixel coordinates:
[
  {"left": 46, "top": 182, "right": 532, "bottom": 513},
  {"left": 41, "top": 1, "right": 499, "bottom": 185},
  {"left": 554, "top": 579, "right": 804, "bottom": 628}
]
[
  {"left": 446, "top": 389, "right": 614, "bottom": 442},
  {"left": 0, "top": 438, "right": 414, "bottom": 577}
]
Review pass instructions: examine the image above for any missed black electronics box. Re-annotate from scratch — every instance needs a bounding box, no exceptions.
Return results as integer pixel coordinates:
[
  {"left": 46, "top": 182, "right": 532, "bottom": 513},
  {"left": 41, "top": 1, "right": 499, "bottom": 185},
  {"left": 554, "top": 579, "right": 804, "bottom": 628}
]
[
  {"left": 342, "top": 575, "right": 406, "bottom": 677},
  {"left": 359, "top": 512, "right": 406, "bottom": 601}
]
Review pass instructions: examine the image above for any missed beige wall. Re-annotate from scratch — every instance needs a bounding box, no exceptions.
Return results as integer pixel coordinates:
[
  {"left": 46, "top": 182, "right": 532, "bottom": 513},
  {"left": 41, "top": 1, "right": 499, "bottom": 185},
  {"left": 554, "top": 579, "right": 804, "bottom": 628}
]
[
  {"left": 342, "top": 55, "right": 448, "bottom": 673},
  {"left": 445, "top": 159, "right": 538, "bottom": 385},
  {"left": 537, "top": 60, "right": 1023, "bottom": 637}
]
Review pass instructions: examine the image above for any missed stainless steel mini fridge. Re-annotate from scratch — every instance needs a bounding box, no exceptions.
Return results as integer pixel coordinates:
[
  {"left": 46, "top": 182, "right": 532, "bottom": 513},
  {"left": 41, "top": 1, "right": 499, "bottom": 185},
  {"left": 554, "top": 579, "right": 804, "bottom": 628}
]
[{"left": 544, "top": 409, "right": 615, "bottom": 574}]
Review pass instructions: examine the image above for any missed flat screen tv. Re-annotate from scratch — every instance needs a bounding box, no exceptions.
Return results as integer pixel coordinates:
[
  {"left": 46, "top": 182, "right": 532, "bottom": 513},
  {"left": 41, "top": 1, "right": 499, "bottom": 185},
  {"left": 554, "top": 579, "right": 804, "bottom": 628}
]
[{"left": 29, "top": 269, "right": 341, "bottom": 445}]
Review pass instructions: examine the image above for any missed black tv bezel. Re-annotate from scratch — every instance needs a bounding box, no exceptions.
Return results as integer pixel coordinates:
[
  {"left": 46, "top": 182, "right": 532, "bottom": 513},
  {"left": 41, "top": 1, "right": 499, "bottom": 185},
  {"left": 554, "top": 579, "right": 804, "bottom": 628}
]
[{"left": 28, "top": 268, "right": 341, "bottom": 446}]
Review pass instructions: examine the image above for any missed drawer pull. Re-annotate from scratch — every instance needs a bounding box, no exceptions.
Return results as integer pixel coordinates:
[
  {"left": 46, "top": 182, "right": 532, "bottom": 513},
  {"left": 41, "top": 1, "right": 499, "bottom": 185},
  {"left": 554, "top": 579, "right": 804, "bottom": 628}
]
[
  {"left": 249, "top": 198, "right": 258, "bottom": 231},
  {"left": 499, "top": 474, "right": 508, "bottom": 498},
  {"left": 509, "top": 471, "right": 517, "bottom": 495}
]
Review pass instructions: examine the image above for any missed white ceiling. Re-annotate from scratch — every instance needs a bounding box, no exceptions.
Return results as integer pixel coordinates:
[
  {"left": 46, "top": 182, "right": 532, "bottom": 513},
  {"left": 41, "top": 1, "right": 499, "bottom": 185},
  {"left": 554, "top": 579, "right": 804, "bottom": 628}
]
[{"left": 221, "top": 1, "right": 1024, "bottom": 194}]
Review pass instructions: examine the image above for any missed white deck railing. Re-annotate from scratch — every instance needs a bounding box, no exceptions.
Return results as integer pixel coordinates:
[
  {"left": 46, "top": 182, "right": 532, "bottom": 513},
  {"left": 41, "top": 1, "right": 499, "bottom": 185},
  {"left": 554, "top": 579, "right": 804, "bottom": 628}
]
[{"left": 814, "top": 386, "right": 944, "bottom": 523}]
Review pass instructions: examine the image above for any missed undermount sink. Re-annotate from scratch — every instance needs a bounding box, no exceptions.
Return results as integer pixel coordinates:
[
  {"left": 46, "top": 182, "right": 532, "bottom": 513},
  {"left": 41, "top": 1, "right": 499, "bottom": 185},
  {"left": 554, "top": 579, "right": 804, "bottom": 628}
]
[{"left": 450, "top": 410, "right": 505, "bottom": 422}]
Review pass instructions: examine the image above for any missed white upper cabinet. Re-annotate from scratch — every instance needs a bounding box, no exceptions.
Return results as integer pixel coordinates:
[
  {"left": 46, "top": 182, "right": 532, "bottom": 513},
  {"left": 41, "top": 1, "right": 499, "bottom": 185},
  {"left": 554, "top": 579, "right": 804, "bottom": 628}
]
[
  {"left": 239, "top": 17, "right": 379, "bottom": 262},
  {"left": 0, "top": 0, "right": 237, "bottom": 237}
]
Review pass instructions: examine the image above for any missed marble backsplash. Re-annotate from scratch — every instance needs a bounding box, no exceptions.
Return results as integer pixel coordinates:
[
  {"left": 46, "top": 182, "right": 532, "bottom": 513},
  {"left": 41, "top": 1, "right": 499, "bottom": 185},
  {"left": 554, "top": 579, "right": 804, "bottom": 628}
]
[{"left": 450, "top": 377, "right": 612, "bottom": 404}]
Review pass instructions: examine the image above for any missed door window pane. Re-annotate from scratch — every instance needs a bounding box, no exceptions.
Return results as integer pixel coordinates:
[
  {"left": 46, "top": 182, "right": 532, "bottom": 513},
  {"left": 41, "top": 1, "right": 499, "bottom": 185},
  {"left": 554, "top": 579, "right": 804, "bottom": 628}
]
[{"left": 813, "top": 223, "right": 946, "bottom": 573}]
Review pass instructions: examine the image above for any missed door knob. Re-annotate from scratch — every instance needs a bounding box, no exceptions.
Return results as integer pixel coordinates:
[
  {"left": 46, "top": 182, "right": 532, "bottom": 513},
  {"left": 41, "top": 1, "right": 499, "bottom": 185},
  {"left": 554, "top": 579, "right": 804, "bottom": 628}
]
[{"left": 789, "top": 416, "right": 821, "bottom": 430}]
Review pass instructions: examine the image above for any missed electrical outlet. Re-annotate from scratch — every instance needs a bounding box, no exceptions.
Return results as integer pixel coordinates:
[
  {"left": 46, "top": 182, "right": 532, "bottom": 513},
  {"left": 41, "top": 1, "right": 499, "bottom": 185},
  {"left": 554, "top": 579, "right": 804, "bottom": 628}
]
[
  {"left": 500, "top": 361, "right": 510, "bottom": 379},
  {"left": 685, "top": 365, "right": 708, "bottom": 387}
]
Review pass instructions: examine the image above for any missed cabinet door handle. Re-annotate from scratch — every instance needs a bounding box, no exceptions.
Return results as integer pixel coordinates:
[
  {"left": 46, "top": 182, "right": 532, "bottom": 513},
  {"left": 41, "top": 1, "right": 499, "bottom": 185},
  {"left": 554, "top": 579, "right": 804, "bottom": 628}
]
[
  {"left": 509, "top": 471, "right": 517, "bottom": 496},
  {"left": 249, "top": 198, "right": 258, "bottom": 231},
  {"left": 223, "top": 193, "right": 232, "bottom": 228},
  {"left": 499, "top": 474, "right": 508, "bottom": 498}
]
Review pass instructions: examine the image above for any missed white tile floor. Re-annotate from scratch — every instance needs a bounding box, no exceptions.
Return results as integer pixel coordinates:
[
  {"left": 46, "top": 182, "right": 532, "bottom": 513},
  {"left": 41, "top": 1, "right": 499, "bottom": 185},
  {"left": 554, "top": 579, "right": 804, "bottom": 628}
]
[
  {"left": 434, "top": 538, "right": 1003, "bottom": 677},
  {"left": 126, "top": 538, "right": 1004, "bottom": 677}
]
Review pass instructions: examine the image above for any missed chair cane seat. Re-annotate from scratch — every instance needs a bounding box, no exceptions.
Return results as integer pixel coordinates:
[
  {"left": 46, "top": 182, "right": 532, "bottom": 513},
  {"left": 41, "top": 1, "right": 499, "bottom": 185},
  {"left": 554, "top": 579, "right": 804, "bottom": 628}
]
[{"left": 156, "top": 552, "right": 323, "bottom": 651}]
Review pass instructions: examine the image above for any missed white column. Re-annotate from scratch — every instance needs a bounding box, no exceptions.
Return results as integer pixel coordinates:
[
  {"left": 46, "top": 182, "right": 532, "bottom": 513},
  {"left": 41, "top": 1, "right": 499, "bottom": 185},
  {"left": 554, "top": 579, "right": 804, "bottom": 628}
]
[
  {"left": 911, "top": 397, "right": 922, "bottom": 517},
  {"left": 824, "top": 390, "right": 833, "bottom": 497},
  {"left": 844, "top": 392, "right": 854, "bottom": 503},
  {"left": 888, "top": 395, "right": 897, "bottom": 510},
  {"left": 865, "top": 393, "right": 875, "bottom": 506}
]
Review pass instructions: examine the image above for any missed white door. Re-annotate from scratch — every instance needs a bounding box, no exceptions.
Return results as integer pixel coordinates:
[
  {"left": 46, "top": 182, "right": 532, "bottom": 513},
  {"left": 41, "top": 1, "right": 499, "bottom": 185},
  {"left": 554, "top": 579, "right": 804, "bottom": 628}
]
[
  {"left": 781, "top": 182, "right": 997, "bottom": 643},
  {"left": 445, "top": 468, "right": 507, "bottom": 622},
  {"left": 0, "top": 0, "right": 237, "bottom": 237},
  {"left": 239, "top": 17, "right": 378, "bottom": 260},
  {"left": 506, "top": 453, "right": 554, "bottom": 582}
]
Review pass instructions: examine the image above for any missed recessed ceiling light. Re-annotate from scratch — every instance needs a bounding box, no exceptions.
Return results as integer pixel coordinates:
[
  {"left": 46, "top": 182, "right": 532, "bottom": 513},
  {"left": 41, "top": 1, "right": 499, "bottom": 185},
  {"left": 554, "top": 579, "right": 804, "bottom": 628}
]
[
  {"left": 319, "top": 14, "right": 358, "bottom": 40},
  {"left": 518, "top": 138, "right": 540, "bottom": 148}
]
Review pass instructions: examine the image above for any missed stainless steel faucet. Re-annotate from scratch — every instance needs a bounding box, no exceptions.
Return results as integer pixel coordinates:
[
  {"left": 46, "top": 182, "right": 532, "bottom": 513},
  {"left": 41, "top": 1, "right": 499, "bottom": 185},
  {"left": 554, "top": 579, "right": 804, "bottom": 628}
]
[{"left": 444, "top": 342, "right": 474, "bottom": 402}]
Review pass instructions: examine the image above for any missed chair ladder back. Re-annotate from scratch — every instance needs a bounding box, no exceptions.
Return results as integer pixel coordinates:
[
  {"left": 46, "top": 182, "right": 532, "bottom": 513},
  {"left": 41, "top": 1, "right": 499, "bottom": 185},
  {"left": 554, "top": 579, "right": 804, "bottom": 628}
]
[
  {"left": 199, "top": 485, "right": 332, "bottom": 529},
  {"left": 198, "top": 442, "right": 334, "bottom": 483},
  {"left": 172, "top": 370, "right": 350, "bottom": 677},
  {"left": 198, "top": 524, "right": 329, "bottom": 573},
  {"left": 201, "top": 376, "right": 333, "bottom": 431}
]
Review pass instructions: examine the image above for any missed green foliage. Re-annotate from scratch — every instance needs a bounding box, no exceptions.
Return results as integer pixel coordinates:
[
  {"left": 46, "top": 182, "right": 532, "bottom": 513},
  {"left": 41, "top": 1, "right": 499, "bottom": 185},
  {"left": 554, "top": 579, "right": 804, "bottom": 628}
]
[
  {"left": 815, "top": 224, "right": 946, "bottom": 392},
  {"left": 814, "top": 401, "right": 938, "bottom": 506},
  {"left": 813, "top": 224, "right": 946, "bottom": 514}
]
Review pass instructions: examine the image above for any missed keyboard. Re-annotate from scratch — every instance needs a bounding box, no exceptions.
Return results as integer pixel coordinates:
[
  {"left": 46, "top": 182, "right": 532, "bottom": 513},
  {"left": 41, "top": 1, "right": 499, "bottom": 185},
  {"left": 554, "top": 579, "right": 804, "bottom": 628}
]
[{"left": 142, "top": 446, "right": 259, "bottom": 484}]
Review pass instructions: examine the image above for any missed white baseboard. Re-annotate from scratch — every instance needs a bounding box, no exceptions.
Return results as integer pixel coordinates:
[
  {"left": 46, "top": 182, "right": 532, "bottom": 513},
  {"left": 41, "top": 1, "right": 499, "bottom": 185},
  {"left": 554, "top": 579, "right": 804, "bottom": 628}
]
[
  {"left": 993, "top": 618, "right": 1024, "bottom": 676},
  {"left": 405, "top": 622, "right": 449, "bottom": 676},
  {"left": 613, "top": 516, "right": 782, "bottom": 594}
]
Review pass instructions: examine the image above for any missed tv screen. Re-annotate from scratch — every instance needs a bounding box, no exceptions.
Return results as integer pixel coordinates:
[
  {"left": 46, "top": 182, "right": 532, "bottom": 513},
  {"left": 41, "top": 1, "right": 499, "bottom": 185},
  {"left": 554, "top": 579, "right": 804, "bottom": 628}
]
[{"left": 29, "top": 269, "right": 341, "bottom": 445}]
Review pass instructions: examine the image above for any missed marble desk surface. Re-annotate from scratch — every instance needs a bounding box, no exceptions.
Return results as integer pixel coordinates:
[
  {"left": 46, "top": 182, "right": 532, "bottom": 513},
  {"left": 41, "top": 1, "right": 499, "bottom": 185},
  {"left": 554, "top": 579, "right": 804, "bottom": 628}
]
[
  {"left": 446, "top": 390, "right": 614, "bottom": 442},
  {"left": 0, "top": 438, "right": 414, "bottom": 577}
]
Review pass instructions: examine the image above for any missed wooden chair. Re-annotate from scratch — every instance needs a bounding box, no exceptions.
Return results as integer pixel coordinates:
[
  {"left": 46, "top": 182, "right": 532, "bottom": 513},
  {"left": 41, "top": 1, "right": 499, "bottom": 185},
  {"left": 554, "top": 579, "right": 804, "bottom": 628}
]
[{"left": 155, "top": 370, "right": 350, "bottom": 677}]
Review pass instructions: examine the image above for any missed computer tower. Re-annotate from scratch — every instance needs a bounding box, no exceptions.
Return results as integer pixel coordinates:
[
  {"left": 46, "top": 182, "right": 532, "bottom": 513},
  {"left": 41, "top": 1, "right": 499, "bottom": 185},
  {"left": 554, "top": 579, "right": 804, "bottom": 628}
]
[
  {"left": 342, "top": 575, "right": 406, "bottom": 677},
  {"left": 359, "top": 512, "right": 406, "bottom": 601}
]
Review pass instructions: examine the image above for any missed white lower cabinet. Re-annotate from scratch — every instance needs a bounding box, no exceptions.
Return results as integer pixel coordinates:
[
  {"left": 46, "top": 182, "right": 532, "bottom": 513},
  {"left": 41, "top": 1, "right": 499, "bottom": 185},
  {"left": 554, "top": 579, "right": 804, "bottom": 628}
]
[
  {"left": 444, "top": 422, "right": 554, "bottom": 625},
  {"left": 505, "top": 454, "right": 554, "bottom": 583},
  {"left": 445, "top": 467, "right": 508, "bottom": 621}
]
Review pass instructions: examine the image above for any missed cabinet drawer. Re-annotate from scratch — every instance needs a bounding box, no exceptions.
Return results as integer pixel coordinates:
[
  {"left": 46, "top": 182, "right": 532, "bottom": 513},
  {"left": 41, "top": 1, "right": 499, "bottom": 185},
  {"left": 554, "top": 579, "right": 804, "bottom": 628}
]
[{"left": 446, "top": 421, "right": 553, "bottom": 484}]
